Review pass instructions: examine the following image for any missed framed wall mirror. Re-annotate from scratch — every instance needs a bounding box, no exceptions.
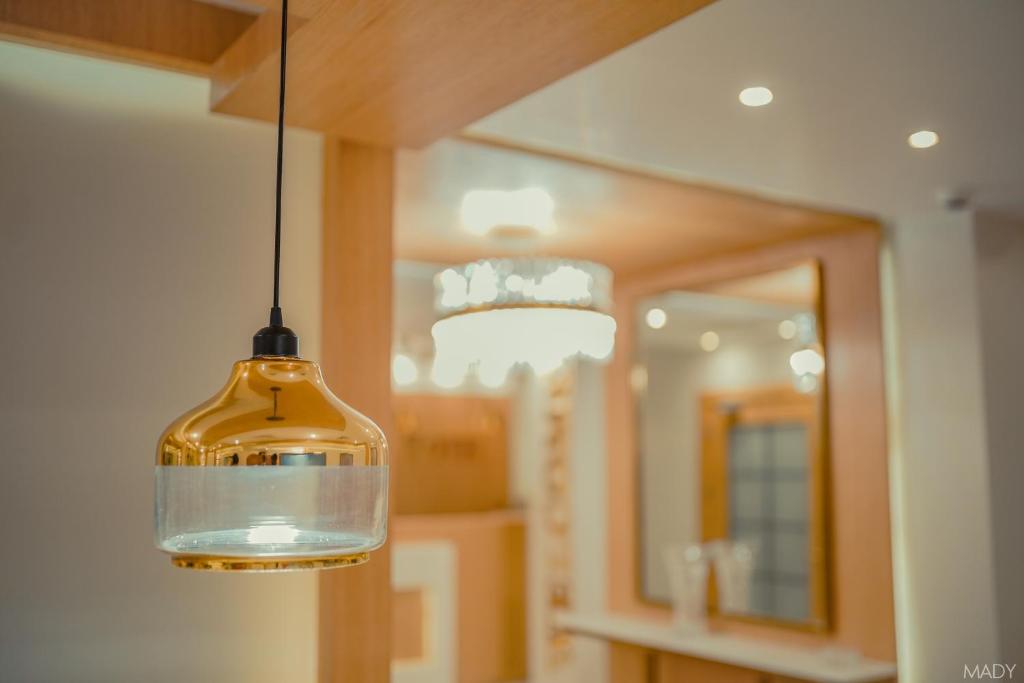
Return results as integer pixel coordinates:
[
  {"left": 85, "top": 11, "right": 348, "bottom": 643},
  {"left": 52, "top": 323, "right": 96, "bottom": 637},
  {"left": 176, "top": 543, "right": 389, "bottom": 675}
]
[{"left": 633, "top": 261, "right": 830, "bottom": 631}]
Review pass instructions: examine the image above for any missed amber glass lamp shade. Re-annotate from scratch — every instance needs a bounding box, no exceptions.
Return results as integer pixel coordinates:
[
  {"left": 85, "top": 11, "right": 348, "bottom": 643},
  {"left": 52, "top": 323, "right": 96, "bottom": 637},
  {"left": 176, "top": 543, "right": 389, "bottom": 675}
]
[{"left": 154, "top": 356, "right": 388, "bottom": 571}]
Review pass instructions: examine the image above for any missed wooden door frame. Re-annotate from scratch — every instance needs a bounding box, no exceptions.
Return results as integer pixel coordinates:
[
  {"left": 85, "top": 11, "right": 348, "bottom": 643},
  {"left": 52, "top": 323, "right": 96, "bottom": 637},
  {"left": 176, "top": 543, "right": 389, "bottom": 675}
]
[{"left": 700, "top": 383, "right": 830, "bottom": 632}]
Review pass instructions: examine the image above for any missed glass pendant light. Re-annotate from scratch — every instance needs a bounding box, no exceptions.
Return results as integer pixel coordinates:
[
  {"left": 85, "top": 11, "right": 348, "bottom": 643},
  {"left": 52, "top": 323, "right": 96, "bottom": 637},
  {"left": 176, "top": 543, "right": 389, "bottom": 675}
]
[{"left": 154, "top": 0, "right": 388, "bottom": 571}]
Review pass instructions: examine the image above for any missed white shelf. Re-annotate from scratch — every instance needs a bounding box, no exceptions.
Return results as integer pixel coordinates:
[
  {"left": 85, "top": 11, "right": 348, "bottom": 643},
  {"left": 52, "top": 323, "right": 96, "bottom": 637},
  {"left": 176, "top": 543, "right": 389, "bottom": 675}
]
[{"left": 555, "top": 611, "right": 897, "bottom": 683}]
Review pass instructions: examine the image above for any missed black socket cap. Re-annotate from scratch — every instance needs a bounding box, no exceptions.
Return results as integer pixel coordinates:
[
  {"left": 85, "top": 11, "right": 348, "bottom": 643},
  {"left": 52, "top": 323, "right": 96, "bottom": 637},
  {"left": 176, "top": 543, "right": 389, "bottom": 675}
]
[{"left": 252, "top": 307, "right": 299, "bottom": 357}]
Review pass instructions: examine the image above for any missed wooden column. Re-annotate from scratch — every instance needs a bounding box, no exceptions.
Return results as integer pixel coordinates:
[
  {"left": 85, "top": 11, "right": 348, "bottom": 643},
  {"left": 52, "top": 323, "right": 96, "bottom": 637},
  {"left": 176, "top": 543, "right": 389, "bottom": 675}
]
[{"left": 319, "top": 139, "right": 394, "bottom": 683}]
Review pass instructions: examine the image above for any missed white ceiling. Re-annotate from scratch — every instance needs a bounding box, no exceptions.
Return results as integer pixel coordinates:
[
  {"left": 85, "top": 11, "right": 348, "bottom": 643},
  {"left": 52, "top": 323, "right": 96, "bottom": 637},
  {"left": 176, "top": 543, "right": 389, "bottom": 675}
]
[
  {"left": 467, "top": 0, "right": 1024, "bottom": 221},
  {"left": 637, "top": 290, "right": 808, "bottom": 353},
  {"left": 636, "top": 263, "right": 816, "bottom": 351},
  {"left": 394, "top": 137, "right": 873, "bottom": 274}
]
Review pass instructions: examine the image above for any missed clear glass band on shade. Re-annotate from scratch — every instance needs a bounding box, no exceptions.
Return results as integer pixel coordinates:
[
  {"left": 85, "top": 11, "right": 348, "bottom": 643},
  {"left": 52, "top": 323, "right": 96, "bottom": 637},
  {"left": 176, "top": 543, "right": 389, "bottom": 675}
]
[
  {"left": 432, "top": 258, "right": 616, "bottom": 381},
  {"left": 154, "top": 357, "right": 388, "bottom": 571}
]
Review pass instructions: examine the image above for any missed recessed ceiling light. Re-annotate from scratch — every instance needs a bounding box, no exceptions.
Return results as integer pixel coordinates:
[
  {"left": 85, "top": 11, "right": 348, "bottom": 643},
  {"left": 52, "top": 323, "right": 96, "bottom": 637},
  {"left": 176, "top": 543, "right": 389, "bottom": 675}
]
[
  {"left": 699, "top": 331, "right": 720, "bottom": 352},
  {"left": 908, "top": 130, "right": 939, "bottom": 149},
  {"left": 645, "top": 307, "right": 667, "bottom": 330},
  {"left": 778, "top": 319, "right": 797, "bottom": 340},
  {"left": 739, "top": 86, "right": 773, "bottom": 107}
]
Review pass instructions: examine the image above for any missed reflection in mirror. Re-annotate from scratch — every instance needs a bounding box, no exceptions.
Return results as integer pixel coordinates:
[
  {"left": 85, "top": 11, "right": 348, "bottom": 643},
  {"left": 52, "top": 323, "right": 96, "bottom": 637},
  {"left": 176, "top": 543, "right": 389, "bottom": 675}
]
[{"left": 634, "top": 262, "right": 829, "bottom": 630}]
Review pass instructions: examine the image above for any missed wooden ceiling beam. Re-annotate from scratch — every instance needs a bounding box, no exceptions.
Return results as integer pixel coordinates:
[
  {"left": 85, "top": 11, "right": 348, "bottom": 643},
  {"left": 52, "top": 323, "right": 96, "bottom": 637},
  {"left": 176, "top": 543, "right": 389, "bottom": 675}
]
[
  {"left": 0, "top": 0, "right": 255, "bottom": 76},
  {"left": 210, "top": 8, "right": 306, "bottom": 106},
  {"left": 207, "top": 0, "right": 329, "bottom": 19},
  {"left": 210, "top": 0, "right": 716, "bottom": 147}
]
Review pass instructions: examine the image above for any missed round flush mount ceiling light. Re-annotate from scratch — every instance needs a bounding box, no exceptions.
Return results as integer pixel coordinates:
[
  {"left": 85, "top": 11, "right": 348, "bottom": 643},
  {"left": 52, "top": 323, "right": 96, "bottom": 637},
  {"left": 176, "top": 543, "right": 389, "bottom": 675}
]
[
  {"left": 645, "top": 307, "right": 668, "bottom": 330},
  {"left": 432, "top": 258, "right": 616, "bottom": 378},
  {"left": 908, "top": 130, "right": 939, "bottom": 149},
  {"left": 460, "top": 188, "right": 555, "bottom": 236},
  {"left": 739, "top": 86, "right": 773, "bottom": 107}
]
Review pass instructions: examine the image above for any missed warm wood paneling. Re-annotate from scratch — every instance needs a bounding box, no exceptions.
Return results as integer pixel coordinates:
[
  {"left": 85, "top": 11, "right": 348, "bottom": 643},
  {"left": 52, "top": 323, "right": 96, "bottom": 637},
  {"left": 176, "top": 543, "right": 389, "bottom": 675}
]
[
  {"left": 393, "top": 394, "right": 509, "bottom": 515},
  {"left": 210, "top": 0, "right": 716, "bottom": 146},
  {"left": 395, "top": 510, "right": 527, "bottom": 683},
  {"left": 0, "top": 0, "right": 253, "bottom": 75},
  {"left": 607, "top": 229, "right": 897, "bottom": 661},
  {"left": 209, "top": 0, "right": 329, "bottom": 18},
  {"left": 3, "top": 0, "right": 717, "bottom": 147},
  {"left": 609, "top": 643, "right": 654, "bottom": 682},
  {"left": 392, "top": 589, "right": 426, "bottom": 661},
  {"left": 319, "top": 140, "right": 395, "bottom": 683},
  {"left": 658, "top": 652, "right": 762, "bottom": 683},
  {"left": 209, "top": 9, "right": 306, "bottom": 106}
]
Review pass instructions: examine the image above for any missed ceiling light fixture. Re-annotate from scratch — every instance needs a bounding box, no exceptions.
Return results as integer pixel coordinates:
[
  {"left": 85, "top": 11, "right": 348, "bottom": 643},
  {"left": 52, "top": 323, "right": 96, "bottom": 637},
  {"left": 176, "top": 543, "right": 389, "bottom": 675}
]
[
  {"left": 154, "top": 0, "right": 388, "bottom": 572},
  {"left": 789, "top": 312, "right": 825, "bottom": 394},
  {"left": 431, "top": 353, "right": 469, "bottom": 389},
  {"left": 777, "top": 319, "right": 797, "bottom": 340},
  {"left": 699, "top": 331, "right": 720, "bottom": 352},
  {"left": 477, "top": 360, "right": 511, "bottom": 388},
  {"left": 739, "top": 86, "right": 773, "bottom": 107},
  {"left": 645, "top": 307, "right": 668, "bottom": 330},
  {"left": 460, "top": 188, "right": 555, "bottom": 236},
  {"left": 392, "top": 353, "right": 419, "bottom": 387},
  {"left": 908, "top": 130, "right": 939, "bottom": 149},
  {"left": 790, "top": 348, "right": 825, "bottom": 376},
  {"left": 432, "top": 258, "right": 616, "bottom": 377}
]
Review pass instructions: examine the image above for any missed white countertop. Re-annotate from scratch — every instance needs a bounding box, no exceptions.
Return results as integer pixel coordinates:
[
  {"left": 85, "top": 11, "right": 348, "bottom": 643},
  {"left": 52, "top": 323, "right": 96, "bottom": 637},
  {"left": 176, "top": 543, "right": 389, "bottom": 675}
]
[{"left": 555, "top": 611, "right": 897, "bottom": 683}]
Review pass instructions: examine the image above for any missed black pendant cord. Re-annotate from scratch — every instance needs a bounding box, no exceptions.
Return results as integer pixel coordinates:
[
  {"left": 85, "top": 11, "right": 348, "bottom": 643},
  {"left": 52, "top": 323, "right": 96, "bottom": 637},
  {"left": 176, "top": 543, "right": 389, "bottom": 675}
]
[
  {"left": 252, "top": 0, "right": 299, "bottom": 358},
  {"left": 270, "top": 0, "right": 288, "bottom": 327}
]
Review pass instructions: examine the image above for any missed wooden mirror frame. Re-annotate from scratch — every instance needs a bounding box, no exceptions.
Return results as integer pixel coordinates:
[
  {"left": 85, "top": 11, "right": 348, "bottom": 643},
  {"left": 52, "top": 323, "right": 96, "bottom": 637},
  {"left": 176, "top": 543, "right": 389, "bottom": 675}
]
[
  {"left": 606, "top": 229, "right": 897, "bottom": 660},
  {"left": 700, "top": 382, "right": 830, "bottom": 631},
  {"left": 630, "top": 259, "right": 833, "bottom": 632}
]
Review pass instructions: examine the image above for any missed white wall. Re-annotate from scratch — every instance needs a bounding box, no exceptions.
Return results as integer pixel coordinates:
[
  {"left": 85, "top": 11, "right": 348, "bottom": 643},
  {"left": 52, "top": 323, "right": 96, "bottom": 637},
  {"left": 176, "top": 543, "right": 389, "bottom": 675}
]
[
  {"left": 972, "top": 212, "right": 1024, "bottom": 663},
  {"left": 0, "top": 43, "right": 322, "bottom": 682},
  {"left": 884, "top": 210, "right": 1024, "bottom": 679}
]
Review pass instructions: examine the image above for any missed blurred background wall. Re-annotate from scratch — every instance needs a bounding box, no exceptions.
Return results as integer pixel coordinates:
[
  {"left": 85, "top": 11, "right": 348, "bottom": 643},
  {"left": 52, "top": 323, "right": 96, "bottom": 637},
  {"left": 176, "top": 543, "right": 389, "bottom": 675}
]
[
  {"left": 0, "top": 42, "right": 322, "bottom": 682},
  {"left": 883, "top": 210, "right": 1024, "bottom": 679}
]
